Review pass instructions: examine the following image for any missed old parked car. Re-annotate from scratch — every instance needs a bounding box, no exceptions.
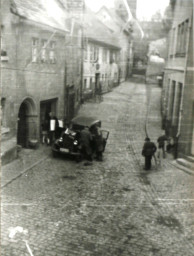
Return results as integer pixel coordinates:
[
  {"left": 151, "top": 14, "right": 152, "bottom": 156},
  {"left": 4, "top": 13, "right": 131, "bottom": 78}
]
[{"left": 52, "top": 115, "right": 109, "bottom": 160}]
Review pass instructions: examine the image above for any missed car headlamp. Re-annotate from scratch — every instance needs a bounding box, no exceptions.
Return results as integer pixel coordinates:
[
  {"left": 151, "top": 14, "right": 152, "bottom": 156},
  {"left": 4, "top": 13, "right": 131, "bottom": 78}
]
[{"left": 73, "top": 140, "right": 78, "bottom": 145}]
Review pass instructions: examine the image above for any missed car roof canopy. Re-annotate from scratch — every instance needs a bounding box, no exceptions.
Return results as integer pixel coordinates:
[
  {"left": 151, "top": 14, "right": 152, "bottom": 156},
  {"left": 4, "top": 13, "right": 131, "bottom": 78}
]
[{"left": 71, "top": 116, "right": 101, "bottom": 127}]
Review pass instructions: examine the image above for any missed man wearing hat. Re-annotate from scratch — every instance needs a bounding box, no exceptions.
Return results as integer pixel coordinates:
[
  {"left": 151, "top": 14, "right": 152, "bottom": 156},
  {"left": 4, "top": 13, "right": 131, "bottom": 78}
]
[{"left": 142, "top": 137, "right": 157, "bottom": 170}]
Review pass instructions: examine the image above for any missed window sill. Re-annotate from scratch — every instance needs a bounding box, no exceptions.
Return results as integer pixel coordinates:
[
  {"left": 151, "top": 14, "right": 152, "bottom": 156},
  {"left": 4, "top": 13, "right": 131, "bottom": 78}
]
[{"left": 1, "top": 56, "right": 9, "bottom": 62}]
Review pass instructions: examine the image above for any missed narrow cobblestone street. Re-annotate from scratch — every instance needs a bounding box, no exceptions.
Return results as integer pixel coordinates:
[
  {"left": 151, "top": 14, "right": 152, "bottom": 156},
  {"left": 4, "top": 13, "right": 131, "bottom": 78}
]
[{"left": 1, "top": 80, "right": 194, "bottom": 256}]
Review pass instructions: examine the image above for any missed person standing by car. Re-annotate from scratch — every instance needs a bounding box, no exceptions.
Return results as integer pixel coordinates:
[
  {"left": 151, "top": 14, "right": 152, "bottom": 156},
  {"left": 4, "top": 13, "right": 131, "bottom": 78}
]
[
  {"left": 92, "top": 125, "right": 104, "bottom": 161},
  {"left": 80, "top": 127, "right": 93, "bottom": 161},
  {"left": 142, "top": 137, "right": 157, "bottom": 170},
  {"left": 48, "top": 112, "right": 59, "bottom": 145}
]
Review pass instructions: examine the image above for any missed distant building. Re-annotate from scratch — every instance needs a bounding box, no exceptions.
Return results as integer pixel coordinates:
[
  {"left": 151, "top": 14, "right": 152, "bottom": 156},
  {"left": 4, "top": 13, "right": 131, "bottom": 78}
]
[
  {"left": 132, "top": 20, "right": 168, "bottom": 76},
  {"left": 96, "top": 6, "right": 134, "bottom": 83},
  {"left": 146, "top": 38, "right": 167, "bottom": 84},
  {"left": 82, "top": 8, "right": 121, "bottom": 97},
  {"left": 162, "top": 0, "right": 194, "bottom": 158}
]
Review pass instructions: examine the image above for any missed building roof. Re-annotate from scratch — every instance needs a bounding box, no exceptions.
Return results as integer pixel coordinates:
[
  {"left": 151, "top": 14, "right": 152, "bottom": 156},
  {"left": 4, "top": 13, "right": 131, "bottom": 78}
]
[
  {"left": 96, "top": 6, "right": 132, "bottom": 34},
  {"left": 83, "top": 8, "right": 120, "bottom": 49},
  {"left": 11, "top": 0, "right": 69, "bottom": 32}
]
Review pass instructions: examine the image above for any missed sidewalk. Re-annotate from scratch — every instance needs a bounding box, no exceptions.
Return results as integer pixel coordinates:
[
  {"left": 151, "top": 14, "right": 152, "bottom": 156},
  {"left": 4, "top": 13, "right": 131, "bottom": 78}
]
[{"left": 1, "top": 145, "right": 50, "bottom": 188}]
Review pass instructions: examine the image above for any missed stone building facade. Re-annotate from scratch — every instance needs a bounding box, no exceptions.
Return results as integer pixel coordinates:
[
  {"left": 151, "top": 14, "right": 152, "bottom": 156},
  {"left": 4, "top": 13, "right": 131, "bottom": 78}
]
[
  {"left": 162, "top": 0, "right": 194, "bottom": 158},
  {"left": 82, "top": 9, "right": 121, "bottom": 97},
  {"left": 96, "top": 6, "right": 133, "bottom": 83},
  {"left": 1, "top": 0, "right": 81, "bottom": 163}
]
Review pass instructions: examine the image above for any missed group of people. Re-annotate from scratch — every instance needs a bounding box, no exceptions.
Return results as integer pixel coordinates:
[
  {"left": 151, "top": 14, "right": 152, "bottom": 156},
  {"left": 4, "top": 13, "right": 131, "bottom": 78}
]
[
  {"left": 142, "top": 133, "right": 168, "bottom": 170},
  {"left": 79, "top": 125, "right": 104, "bottom": 162}
]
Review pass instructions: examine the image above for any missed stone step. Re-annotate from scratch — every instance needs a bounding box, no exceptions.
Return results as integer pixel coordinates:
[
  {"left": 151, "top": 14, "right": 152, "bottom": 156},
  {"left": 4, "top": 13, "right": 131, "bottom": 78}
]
[
  {"left": 176, "top": 158, "right": 194, "bottom": 172},
  {"left": 1, "top": 137, "right": 17, "bottom": 166},
  {"left": 172, "top": 160, "right": 194, "bottom": 175},
  {"left": 185, "top": 155, "right": 194, "bottom": 163}
]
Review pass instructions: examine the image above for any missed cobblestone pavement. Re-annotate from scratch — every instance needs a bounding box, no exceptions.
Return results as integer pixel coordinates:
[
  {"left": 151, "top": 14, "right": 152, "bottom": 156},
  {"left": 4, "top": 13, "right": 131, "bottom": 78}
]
[{"left": 1, "top": 80, "right": 194, "bottom": 256}]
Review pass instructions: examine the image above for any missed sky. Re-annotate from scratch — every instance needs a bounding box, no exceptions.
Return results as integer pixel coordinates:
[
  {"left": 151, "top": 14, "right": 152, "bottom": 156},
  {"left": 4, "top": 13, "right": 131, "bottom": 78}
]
[{"left": 85, "top": 0, "right": 170, "bottom": 20}]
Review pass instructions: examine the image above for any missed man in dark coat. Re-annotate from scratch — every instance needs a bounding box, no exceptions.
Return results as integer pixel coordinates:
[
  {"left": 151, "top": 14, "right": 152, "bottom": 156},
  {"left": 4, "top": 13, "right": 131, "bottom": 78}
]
[
  {"left": 80, "top": 127, "right": 93, "bottom": 161},
  {"left": 91, "top": 125, "right": 104, "bottom": 161},
  {"left": 142, "top": 137, "right": 157, "bottom": 170}
]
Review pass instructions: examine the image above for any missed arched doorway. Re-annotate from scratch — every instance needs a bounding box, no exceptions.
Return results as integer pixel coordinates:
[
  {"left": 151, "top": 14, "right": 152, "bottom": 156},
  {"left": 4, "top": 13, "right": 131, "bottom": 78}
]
[{"left": 17, "top": 98, "right": 37, "bottom": 147}]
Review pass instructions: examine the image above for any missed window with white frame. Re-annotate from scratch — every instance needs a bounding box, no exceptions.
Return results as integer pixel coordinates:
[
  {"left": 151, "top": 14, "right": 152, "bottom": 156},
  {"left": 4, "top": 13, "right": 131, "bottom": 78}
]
[
  {"left": 89, "top": 44, "right": 99, "bottom": 62},
  {"left": 41, "top": 40, "right": 48, "bottom": 63},
  {"left": 94, "top": 46, "right": 99, "bottom": 62},
  {"left": 49, "top": 41, "right": 56, "bottom": 64},
  {"left": 90, "top": 44, "right": 94, "bottom": 61},
  {"left": 176, "top": 19, "right": 189, "bottom": 56},
  {"left": 103, "top": 48, "right": 107, "bottom": 63},
  {"left": 32, "top": 38, "right": 39, "bottom": 62}
]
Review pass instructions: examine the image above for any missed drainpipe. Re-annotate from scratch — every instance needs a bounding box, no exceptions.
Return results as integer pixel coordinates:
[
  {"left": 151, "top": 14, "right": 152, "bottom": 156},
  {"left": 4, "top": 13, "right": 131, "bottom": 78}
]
[{"left": 175, "top": 14, "right": 192, "bottom": 157}]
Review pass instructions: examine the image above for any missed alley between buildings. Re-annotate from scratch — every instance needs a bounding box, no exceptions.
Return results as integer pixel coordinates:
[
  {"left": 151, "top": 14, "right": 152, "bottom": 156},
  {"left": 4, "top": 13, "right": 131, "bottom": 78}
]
[{"left": 1, "top": 79, "right": 194, "bottom": 256}]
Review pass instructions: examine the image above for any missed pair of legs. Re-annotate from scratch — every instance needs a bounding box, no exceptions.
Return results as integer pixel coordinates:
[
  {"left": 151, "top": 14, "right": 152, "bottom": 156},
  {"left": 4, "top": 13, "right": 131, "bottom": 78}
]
[
  {"left": 81, "top": 146, "right": 93, "bottom": 161},
  {"left": 157, "top": 146, "right": 165, "bottom": 159},
  {"left": 145, "top": 156, "right": 152, "bottom": 170},
  {"left": 42, "top": 131, "right": 49, "bottom": 145},
  {"left": 96, "top": 151, "right": 103, "bottom": 161}
]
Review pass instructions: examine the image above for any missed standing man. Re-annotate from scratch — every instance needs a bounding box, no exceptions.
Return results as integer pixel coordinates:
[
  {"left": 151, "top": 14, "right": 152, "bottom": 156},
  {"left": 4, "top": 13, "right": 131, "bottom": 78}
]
[
  {"left": 48, "top": 112, "right": 59, "bottom": 145},
  {"left": 80, "top": 127, "right": 93, "bottom": 161},
  {"left": 157, "top": 133, "right": 167, "bottom": 159},
  {"left": 91, "top": 125, "right": 104, "bottom": 161},
  {"left": 142, "top": 137, "right": 157, "bottom": 170}
]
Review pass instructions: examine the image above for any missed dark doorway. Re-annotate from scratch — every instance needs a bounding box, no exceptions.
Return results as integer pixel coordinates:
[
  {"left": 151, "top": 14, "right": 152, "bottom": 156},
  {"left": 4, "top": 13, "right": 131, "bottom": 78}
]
[
  {"left": 17, "top": 98, "right": 37, "bottom": 148},
  {"left": 40, "top": 98, "right": 58, "bottom": 137},
  {"left": 17, "top": 102, "right": 28, "bottom": 147},
  {"left": 95, "top": 73, "right": 100, "bottom": 94}
]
